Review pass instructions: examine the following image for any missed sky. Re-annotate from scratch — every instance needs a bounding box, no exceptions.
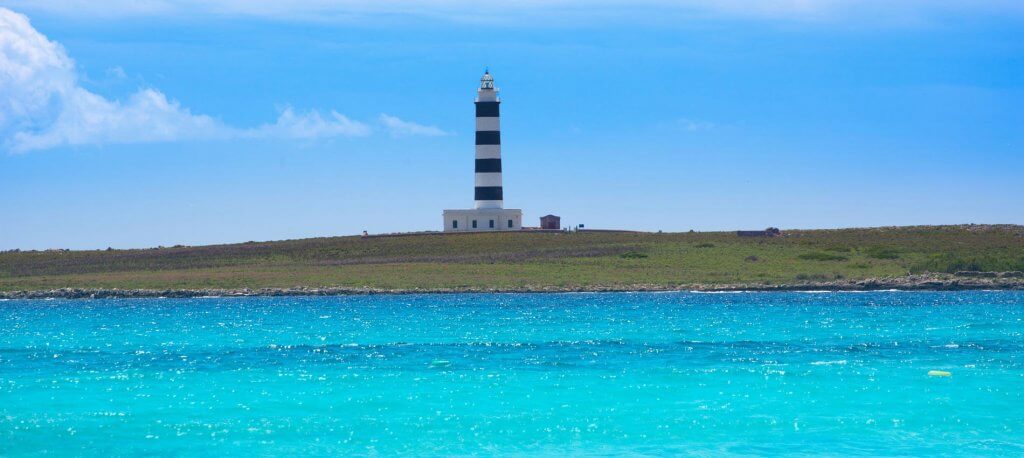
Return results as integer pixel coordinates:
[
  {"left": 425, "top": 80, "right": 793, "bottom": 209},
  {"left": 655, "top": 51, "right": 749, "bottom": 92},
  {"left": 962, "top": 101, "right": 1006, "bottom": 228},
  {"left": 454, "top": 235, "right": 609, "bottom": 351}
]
[{"left": 1, "top": 1, "right": 1022, "bottom": 250}]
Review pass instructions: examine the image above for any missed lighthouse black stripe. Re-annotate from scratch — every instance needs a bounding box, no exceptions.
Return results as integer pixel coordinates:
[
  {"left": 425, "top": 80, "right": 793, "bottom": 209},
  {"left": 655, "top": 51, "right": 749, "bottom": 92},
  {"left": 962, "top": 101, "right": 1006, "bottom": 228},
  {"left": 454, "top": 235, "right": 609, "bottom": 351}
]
[
  {"left": 475, "top": 186, "right": 503, "bottom": 201},
  {"left": 475, "top": 131, "right": 500, "bottom": 145},
  {"left": 475, "top": 101, "right": 500, "bottom": 117},
  {"left": 475, "top": 158, "right": 502, "bottom": 173}
]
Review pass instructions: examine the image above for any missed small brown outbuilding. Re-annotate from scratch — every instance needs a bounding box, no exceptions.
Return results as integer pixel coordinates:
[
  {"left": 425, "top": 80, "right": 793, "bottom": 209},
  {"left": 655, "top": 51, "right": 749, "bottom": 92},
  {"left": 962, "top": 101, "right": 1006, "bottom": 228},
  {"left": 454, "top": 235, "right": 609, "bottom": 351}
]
[{"left": 540, "top": 215, "right": 561, "bottom": 230}]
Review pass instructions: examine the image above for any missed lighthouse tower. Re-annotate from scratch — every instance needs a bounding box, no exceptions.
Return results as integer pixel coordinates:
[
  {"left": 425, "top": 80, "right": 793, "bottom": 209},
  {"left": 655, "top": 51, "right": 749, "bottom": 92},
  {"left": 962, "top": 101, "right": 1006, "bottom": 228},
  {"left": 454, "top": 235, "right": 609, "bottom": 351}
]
[
  {"left": 443, "top": 70, "right": 523, "bottom": 232},
  {"left": 474, "top": 71, "right": 503, "bottom": 209}
]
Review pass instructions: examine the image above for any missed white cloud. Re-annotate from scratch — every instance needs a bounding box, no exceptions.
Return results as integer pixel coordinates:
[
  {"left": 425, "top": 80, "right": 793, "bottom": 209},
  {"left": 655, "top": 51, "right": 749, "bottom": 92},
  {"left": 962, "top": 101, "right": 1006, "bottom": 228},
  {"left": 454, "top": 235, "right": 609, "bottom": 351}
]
[
  {"left": 379, "top": 114, "right": 448, "bottom": 137},
  {"left": 3, "top": 0, "right": 1022, "bottom": 23},
  {"left": 9, "top": 88, "right": 228, "bottom": 152},
  {"left": 0, "top": 7, "right": 74, "bottom": 132},
  {"left": 0, "top": 7, "right": 378, "bottom": 153}
]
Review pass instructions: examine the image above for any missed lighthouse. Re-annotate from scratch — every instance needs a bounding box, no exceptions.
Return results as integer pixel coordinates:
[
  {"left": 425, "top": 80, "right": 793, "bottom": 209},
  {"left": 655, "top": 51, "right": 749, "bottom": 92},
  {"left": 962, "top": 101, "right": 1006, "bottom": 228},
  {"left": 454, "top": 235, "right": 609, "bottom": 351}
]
[
  {"left": 443, "top": 70, "right": 523, "bottom": 232},
  {"left": 474, "top": 71, "right": 503, "bottom": 209}
]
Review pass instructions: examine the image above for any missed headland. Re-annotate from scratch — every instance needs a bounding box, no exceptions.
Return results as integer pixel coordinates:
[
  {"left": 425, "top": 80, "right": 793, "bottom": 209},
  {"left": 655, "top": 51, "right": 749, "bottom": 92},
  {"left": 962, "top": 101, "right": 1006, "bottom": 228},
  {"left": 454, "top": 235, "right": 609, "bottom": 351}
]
[{"left": 2, "top": 224, "right": 1022, "bottom": 299}]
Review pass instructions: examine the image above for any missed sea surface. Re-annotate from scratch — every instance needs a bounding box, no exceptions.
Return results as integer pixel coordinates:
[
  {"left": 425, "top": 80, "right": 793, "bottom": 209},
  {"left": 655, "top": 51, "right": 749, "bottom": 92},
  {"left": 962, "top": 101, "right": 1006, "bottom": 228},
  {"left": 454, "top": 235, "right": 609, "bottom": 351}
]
[{"left": 1, "top": 291, "right": 1023, "bottom": 456}]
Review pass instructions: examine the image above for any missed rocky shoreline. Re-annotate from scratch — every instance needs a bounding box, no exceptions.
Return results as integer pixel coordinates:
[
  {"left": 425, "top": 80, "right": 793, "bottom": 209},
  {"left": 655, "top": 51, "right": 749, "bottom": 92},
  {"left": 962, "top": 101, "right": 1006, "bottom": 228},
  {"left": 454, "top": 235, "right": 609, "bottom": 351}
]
[{"left": 2, "top": 274, "right": 1023, "bottom": 300}]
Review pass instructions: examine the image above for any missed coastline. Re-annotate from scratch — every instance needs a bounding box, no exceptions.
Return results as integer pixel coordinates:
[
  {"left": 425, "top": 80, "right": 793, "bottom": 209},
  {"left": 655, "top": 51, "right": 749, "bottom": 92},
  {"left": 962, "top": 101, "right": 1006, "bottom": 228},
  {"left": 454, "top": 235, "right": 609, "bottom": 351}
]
[{"left": 3, "top": 274, "right": 1023, "bottom": 300}]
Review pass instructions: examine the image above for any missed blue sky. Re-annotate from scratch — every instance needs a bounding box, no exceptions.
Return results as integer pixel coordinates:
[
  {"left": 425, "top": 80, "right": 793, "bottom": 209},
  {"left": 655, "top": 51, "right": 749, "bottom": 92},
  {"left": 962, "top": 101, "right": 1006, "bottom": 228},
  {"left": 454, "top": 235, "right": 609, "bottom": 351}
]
[{"left": 1, "top": 1, "right": 1022, "bottom": 249}]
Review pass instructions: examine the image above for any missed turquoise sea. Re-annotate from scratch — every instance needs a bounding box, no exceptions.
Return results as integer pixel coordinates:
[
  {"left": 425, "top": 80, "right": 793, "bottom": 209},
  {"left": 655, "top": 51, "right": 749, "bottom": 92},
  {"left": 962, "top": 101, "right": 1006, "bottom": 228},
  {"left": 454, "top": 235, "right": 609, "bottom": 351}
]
[{"left": 1, "top": 291, "right": 1022, "bottom": 456}]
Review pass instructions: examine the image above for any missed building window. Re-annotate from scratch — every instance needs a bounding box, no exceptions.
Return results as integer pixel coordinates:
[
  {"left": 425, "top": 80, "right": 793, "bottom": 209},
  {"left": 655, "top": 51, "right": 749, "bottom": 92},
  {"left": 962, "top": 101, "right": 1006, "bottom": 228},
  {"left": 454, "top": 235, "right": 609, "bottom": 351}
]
[
  {"left": 508, "top": 219, "right": 513, "bottom": 228},
  {"left": 452, "top": 220, "right": 458, "bottom": 229},
  {"left": 472, "top": 220, "right": 477, "bottom": 229},
  {"left": 489, "top": 220, "right": 495, "bottom": 228}
]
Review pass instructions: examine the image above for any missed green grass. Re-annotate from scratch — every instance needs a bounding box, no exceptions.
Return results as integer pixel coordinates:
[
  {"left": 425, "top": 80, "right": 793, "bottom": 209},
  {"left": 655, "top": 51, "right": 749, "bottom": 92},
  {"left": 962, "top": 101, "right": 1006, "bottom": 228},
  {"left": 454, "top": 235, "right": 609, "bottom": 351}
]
[
  {"left": 1, "top": 225, "right": 1022, "bottom": 291},
  {"left": 797, "top": 252, "right": 849, "bottom": 261}
]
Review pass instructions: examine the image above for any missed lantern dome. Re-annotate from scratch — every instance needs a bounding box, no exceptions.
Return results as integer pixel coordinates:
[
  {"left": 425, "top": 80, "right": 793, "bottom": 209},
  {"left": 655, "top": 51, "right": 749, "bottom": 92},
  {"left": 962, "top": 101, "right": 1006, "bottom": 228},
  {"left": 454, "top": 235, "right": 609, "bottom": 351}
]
[{"left": 480, "top": 70, "right": 494, "bottom": 90}]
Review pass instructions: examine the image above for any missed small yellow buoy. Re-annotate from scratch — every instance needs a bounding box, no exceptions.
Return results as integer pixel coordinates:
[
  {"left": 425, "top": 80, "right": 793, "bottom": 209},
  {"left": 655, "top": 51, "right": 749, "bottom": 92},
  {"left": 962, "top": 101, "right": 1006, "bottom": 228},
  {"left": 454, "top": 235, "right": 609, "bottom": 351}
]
[{"left": 928, "top": 370, "right": 951, "bottom": 377}]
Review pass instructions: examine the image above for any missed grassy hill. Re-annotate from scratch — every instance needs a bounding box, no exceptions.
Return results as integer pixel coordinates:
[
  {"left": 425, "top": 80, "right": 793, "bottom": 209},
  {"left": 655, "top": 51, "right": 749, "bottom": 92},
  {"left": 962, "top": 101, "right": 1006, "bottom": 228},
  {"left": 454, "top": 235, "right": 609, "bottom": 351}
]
[{"left": 1, "top": 225, "right": 1023, "bottom": 292}]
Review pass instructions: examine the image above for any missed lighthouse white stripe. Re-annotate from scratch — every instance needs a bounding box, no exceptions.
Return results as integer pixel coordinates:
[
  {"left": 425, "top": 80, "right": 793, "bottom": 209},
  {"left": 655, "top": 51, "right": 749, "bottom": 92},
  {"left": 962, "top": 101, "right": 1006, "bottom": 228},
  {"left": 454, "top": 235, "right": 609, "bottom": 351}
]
[
  {"left": 475, "top": 145, "right": 502, "bottom": 159},
  {"left": 475, "top": 200, "right": 503, "bottom": 209},
  {"left": 474, "top": 173, "right": 503, "bottom": 187},
  {"left": 475, "top": 117, "right": 500, "bottom": 131}
]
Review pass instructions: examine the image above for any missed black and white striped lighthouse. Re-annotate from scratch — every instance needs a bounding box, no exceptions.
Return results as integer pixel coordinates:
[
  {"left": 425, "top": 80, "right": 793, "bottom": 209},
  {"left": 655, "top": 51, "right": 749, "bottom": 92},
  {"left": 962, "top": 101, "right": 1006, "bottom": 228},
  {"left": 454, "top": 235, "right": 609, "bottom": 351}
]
[
  {"left": 443, "top": 70, "right": 523, "bottom": 232},
  {"left": 474, "top": 70, "right": 503, "bottom": 209}
]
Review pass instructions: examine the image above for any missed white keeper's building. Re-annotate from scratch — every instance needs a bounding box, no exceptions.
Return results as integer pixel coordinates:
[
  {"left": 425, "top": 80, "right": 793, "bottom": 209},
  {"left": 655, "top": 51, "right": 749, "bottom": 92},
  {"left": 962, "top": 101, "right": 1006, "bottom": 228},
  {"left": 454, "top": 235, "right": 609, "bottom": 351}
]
[{"left": 443, "top": 71, "right": 523, "bottom": 232}]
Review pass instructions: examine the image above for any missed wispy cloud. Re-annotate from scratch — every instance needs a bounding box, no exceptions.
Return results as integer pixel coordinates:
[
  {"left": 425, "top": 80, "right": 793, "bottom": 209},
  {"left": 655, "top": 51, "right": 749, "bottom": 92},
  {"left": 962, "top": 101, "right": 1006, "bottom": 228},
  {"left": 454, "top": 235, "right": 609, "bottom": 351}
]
[
  {"left": 249, "top": 108, "right": 370, "bottom": 140},
  {"left": 0, "top": 8, "right": 440, "bottom": 153},
  {"left": 378, "top": 114, "right": 448, "bottom": 138},
  {"left": 4, "top": 0, "right": 1022, "bottom": 24},
  {"left": 659, "top": 118, "right": 719, "bottom": 133},
  {"left": 674, "top": 118, "right": 717, "bottom": 132},
  {"left": 104, "top": 66, "right": 127, "bottom": 79}
]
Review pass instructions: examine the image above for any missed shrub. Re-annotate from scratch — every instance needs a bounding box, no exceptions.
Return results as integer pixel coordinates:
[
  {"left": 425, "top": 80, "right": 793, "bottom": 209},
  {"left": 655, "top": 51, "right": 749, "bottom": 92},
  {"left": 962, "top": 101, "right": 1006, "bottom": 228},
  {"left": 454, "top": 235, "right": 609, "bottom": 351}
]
[
  {"left": 620, "top": 251, "right": 648, "bottom": 259},
  {"left": 695, "top": 243, "right": 715, "bottom": 248},
  {"left": 912, "top": 254, "right": 1024, "bottom": 274},
  {"left": 864, "top": 246, "right": 900, "bottom": 259},
  {"left": 798, "top": 252, "right": 848, "bottom": 261}
]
